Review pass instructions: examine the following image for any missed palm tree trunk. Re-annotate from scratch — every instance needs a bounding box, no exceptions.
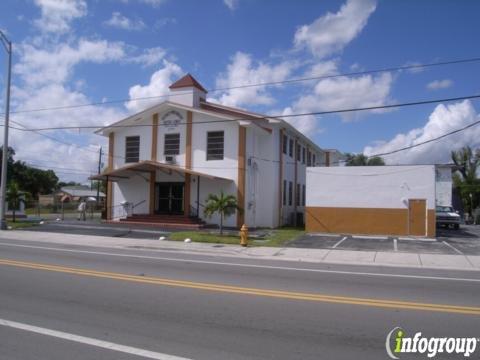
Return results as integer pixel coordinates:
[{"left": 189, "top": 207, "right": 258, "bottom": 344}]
[{"left": 220, "top": 212, "right": 223, "bottom": 235}]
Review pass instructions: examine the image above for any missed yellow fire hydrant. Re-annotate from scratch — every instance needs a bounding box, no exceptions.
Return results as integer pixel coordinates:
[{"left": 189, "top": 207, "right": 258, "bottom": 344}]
[{"left": 240, "top": 224, "right": 248, "bottom": 247}]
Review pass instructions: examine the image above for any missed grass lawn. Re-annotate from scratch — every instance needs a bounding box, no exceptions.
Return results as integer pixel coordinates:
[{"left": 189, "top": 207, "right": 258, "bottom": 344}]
[
  {"left": 7, "top": 221, "right": 39, "bottom": 229},
  {"left": 168, "top": 227, "right": 304, "bottom": 247}
]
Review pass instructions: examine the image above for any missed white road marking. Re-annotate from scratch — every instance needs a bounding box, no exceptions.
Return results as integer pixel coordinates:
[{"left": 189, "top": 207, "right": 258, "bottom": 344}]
[
  {"left": 393, "top": 239, "right": 398, "bottom": 252},
  {"left": 0, "top": 242, "right": 479, "bottom": 282},
  {"left": 351, "top": 235, "right": 388, "bottom": 240},
  {"left": 332, "top": 236, "right": 348, "bottom": 249},
  {"left": 442, "top": 241, "right": 464, "bottom": 255},
  {"left": 398, "top": 237, "right": 436, "bottom": 242},
  {"left": 306, "top": 233, "right": 340, "bottom": 237},
  {"left": 0, "top": 318, "right": 191, "bottom": 360}
]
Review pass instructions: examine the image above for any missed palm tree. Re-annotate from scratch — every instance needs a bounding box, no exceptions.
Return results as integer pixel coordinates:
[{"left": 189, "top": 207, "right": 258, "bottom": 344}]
[
  {"left": 204, "top": 191, "right": 241, "bottom": 235},
  {"left": 6, "top": 182, "right": 26, "bottom": 223},
  {"left": 345, "top": 153, "right": 385, "bottom": 166},
  {"left": 451, "top": 146, "right": 480, "bottom": 218}
]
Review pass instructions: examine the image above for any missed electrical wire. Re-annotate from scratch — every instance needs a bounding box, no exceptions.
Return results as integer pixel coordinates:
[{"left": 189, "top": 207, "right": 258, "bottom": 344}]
[
  {"left": 5, "top": 93, "right": 480, "bottom": 132},
  {"left": 3, "top": 56, "right": 480, "bottom": 116}
]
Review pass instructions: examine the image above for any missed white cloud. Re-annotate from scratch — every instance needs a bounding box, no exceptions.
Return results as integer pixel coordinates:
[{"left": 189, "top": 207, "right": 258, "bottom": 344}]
[
  {"left": 304, "top": 60, "right": 338, "bottom": 77},
  {"left": 214, "top": 52, "right": 293, "bottom": 107},
  {"left": 403, "top": 61, "right": 424, "bottom": 74},
  {"left": 104, "top": 12, "right": 145, "bottom": 31},
  {"left": 127, "top": 47, "right": 166, "bottom": 67},
  {"left": 427, "top": 79, "right": 453, "bottom": 91},
  {"left": 8, "top": 82, "right": 125, "bottom": 182},
  {"left": 14, "top": 39, "right": 125, "bottom": 87},
  {"left": 294, "top": 0, "right": 376, "bottom": 58},
  {"left": 140, "top": 0, "right": 166, "bottom": 6},
  {"left": 223, "top": 0, "right": 239, "bottom": 10},
  {"left": 364, "top": 100, "right": 480, "bottom": 164},
  {"left": 126, "top": 60, "right": 183, "bottom": 112},
  {"left": 154, "top": 17, "right": 177, "bottom": 28},
  {"left": 121, "top": 0, "right": 167, "bottom": 6},
  {"left": 33, "top": 0, "right": 87, "bottom": 33},
  {"left": 286, "top": 72, "right": 393, "bottom": 126},
  {"left": 7, "top": 2, "right": 134, "bottom": 182}
]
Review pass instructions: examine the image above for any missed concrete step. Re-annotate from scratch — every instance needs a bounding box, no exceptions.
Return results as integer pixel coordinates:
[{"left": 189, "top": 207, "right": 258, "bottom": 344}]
[{"left": 108, "top": 220, "right": 204, "bottom": 229}]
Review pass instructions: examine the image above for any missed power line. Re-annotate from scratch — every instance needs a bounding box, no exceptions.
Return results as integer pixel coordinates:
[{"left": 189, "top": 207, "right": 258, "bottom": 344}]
[
  {"left": 214, "top": 57, "right": 480, "bottom": 91},
  {"left": 21, "top": 113, "right": 480, "bottom": 176},
  {"left": 25, "top": 164, "right": 95, "bottom": 176},
  {"left": 365, "top": 119, "right": 480, "bottom": 158},
  {"left": 24, "top": 163, "right": 97, "bottom": 173},
  {"left": 7, "top": 93, "right": 480, "bottom": 132},
  {"left": 4, "top": 56, "right": 480, "bottom": 116},
  {"left": 9, "top": 119, "right": 102, "bottom": 156}
]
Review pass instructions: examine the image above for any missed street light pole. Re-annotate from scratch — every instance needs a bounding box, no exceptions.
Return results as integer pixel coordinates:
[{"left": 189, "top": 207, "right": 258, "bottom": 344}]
[{"left": 0, "top": 30, "right": 12, "bottom": 230}]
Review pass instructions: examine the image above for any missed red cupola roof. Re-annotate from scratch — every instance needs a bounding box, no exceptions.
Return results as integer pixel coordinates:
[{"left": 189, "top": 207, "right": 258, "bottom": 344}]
[{"left": 169, "top": 73, "right": 207, "bottom": 93}]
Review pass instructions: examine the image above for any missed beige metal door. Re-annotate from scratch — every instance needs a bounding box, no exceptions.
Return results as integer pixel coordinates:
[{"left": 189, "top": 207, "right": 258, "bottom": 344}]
[{"left": 408, "top": 199, "right": 426, "bottom": 236}]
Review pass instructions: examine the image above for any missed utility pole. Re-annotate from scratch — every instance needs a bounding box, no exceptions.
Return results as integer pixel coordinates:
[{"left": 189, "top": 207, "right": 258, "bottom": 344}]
[
  {"left": 0, "top": 30, "right": 12, "bottom": 230},
  {"left": 96, "top": 146, "right": 102, "bottom": 203}
]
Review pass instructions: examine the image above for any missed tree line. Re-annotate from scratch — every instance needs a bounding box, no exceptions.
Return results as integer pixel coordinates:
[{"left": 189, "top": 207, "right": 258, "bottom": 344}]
[
  {"left": 451, "top": 146, "right": 480, "bottom": 218},
  {"left": 0, "top": 146, "right": 82, "bottom": 199},
  {"left": 344, "top": 148, "right": 479, "bottom": 217}
]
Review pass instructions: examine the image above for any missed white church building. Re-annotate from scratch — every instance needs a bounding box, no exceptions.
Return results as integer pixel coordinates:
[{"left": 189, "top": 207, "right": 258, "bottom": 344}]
[{"left": 92, "top": 74, "right": 339, "bottom": 229}]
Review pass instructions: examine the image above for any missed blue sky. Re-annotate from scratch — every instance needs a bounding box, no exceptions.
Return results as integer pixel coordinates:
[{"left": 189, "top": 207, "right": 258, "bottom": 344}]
[{"left": 0, "top": 0, "right": 480, "bottom": 181}]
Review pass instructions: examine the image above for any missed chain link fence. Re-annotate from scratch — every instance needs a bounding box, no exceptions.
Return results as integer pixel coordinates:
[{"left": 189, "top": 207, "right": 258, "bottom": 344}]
[{"left": 25, "top": 200, "right": 103, "bottom": 220}]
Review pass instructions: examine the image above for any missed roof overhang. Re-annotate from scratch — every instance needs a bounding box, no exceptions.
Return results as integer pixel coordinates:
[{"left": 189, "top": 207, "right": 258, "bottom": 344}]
[{"left": 89, "top": 160, "right": 233, "bottom": 182}]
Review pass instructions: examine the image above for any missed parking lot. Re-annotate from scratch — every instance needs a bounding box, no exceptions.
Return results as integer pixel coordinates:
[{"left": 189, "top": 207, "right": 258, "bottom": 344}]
[{"left": 289, "top": 225, "right": 480, "bottom": 256}]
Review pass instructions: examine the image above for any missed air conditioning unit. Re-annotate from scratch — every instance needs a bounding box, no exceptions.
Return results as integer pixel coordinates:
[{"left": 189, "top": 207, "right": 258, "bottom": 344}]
[{"left": 165, "top": 155, "right": 176, "bottom": 164}]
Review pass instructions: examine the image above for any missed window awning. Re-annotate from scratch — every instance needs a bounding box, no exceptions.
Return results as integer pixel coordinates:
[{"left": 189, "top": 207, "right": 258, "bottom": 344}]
[{"left": 89, "top": 160, "right": 233, "bottom": 182}]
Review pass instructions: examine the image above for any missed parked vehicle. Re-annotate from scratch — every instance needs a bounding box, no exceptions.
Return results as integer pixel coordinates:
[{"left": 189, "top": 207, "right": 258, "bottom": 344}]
[{"left": 436, "top": 206, "right": 461, "bottom": 229}]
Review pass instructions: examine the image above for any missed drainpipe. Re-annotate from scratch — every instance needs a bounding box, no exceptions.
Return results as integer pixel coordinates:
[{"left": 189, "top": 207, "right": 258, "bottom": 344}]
[
  {"left": 294, "top": 138, "right": 298, "bottom": 227},
  {"left": 196, "top": 175, "right": 200, "bottom": 218}
]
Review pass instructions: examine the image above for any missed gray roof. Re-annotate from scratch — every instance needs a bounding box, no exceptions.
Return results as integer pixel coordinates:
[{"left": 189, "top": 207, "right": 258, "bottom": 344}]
[{"left": 60, "top": 187, "right": 105, "bottom": 198}]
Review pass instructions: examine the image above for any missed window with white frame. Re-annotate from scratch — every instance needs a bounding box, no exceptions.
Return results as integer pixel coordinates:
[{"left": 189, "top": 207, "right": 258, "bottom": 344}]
[
  {"left": 164, "top": 133, "right": 180, "bottom": 155},
  {"left": 125, "top": 136, "right": 140, "bottom": 163},
  {"left": 207, "top": 131, "right": 224, "bottom": 160}
]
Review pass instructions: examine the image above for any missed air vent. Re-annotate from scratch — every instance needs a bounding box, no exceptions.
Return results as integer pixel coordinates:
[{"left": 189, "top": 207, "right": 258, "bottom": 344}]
[{"left": 165, "top": 155, "right": 176, "bottom": 164}]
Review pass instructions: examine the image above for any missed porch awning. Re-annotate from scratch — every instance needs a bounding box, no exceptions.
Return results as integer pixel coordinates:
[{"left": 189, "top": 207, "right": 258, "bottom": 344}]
[{"left": 89, "top": 160, "right": 233, "bottom": 182}]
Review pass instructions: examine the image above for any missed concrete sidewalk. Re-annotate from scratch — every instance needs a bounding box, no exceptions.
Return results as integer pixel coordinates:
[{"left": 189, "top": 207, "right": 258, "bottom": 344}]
[{"left": 1, "top": 230, "right": 480, "bottom": 271}]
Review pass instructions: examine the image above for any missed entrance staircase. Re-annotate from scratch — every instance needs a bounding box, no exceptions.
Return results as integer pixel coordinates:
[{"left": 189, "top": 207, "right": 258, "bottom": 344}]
[{"left": 118, "top": 214, "right": 205, "bottom": 229}]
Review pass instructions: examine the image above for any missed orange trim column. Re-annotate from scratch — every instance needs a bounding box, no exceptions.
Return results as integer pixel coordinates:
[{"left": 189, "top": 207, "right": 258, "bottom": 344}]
[
  {"left": 293, "top": 138, "right": 298, "bottom": 226},
  {"left": 149, "top": 171, "right": 155, "bottom": 214},
  {"left": 151, "top": 113, "right": 158, "bottom": 161},
  {"left": 149, "top": 114, "right": 158, "bottom": 215},
  {"left": 184, "top": 111, "right": 193, "bottom": 217},
  {"left": 278, "top": 129, "right": 284, "bottom": 226},
  {"left": 237, "top": 126, "right": 246, "bottom": 228},
  {"left": 106, "top": 132, "right": 114, "bottom": 220}
]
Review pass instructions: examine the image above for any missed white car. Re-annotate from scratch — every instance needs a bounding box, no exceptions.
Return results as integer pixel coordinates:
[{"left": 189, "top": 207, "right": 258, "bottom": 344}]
[{"left": 436, "top": 206, "right": 461, "bottom": 230}]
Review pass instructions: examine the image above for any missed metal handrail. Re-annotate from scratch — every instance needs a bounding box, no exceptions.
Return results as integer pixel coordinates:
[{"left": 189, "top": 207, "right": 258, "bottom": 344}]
[{"left": 132, "top": 199, "right": 146, "bottom": 209}]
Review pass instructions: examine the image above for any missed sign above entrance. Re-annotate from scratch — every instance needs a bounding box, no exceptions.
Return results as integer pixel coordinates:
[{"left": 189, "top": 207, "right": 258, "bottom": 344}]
[{"left": 161, "top": 110, "right": 183, "bottom": 130}]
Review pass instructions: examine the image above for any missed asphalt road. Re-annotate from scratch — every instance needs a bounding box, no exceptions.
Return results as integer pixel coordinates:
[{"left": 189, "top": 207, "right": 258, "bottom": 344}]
[
  {"left": 290, "top": 225, "right": 480, "bottom": 255},
  {"left": 0, "top": 237, "right": 479, "bottom": 359},
  {"left": 24, "top": 220, "right": 170, "bottom": 240}
]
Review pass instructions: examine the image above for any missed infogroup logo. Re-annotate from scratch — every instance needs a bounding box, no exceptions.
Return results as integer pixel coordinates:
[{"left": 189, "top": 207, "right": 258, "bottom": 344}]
[{"left": 385, "top": 327, "right": 478, "bottom": 359}]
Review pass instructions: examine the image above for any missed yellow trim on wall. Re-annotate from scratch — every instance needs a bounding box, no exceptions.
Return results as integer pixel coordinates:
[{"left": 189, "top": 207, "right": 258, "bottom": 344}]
[
  {"left": 151, "top": 113, "right": 158, "bottom": 161},
  {"left": 306, "top": 206, "right": 435, "bottom": 237},
  {"left": 106, "top": 133, "right": 114, "bottom": 220},
  {"left": 237, "top": 126, "right": 246, "bottom": 228}
]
